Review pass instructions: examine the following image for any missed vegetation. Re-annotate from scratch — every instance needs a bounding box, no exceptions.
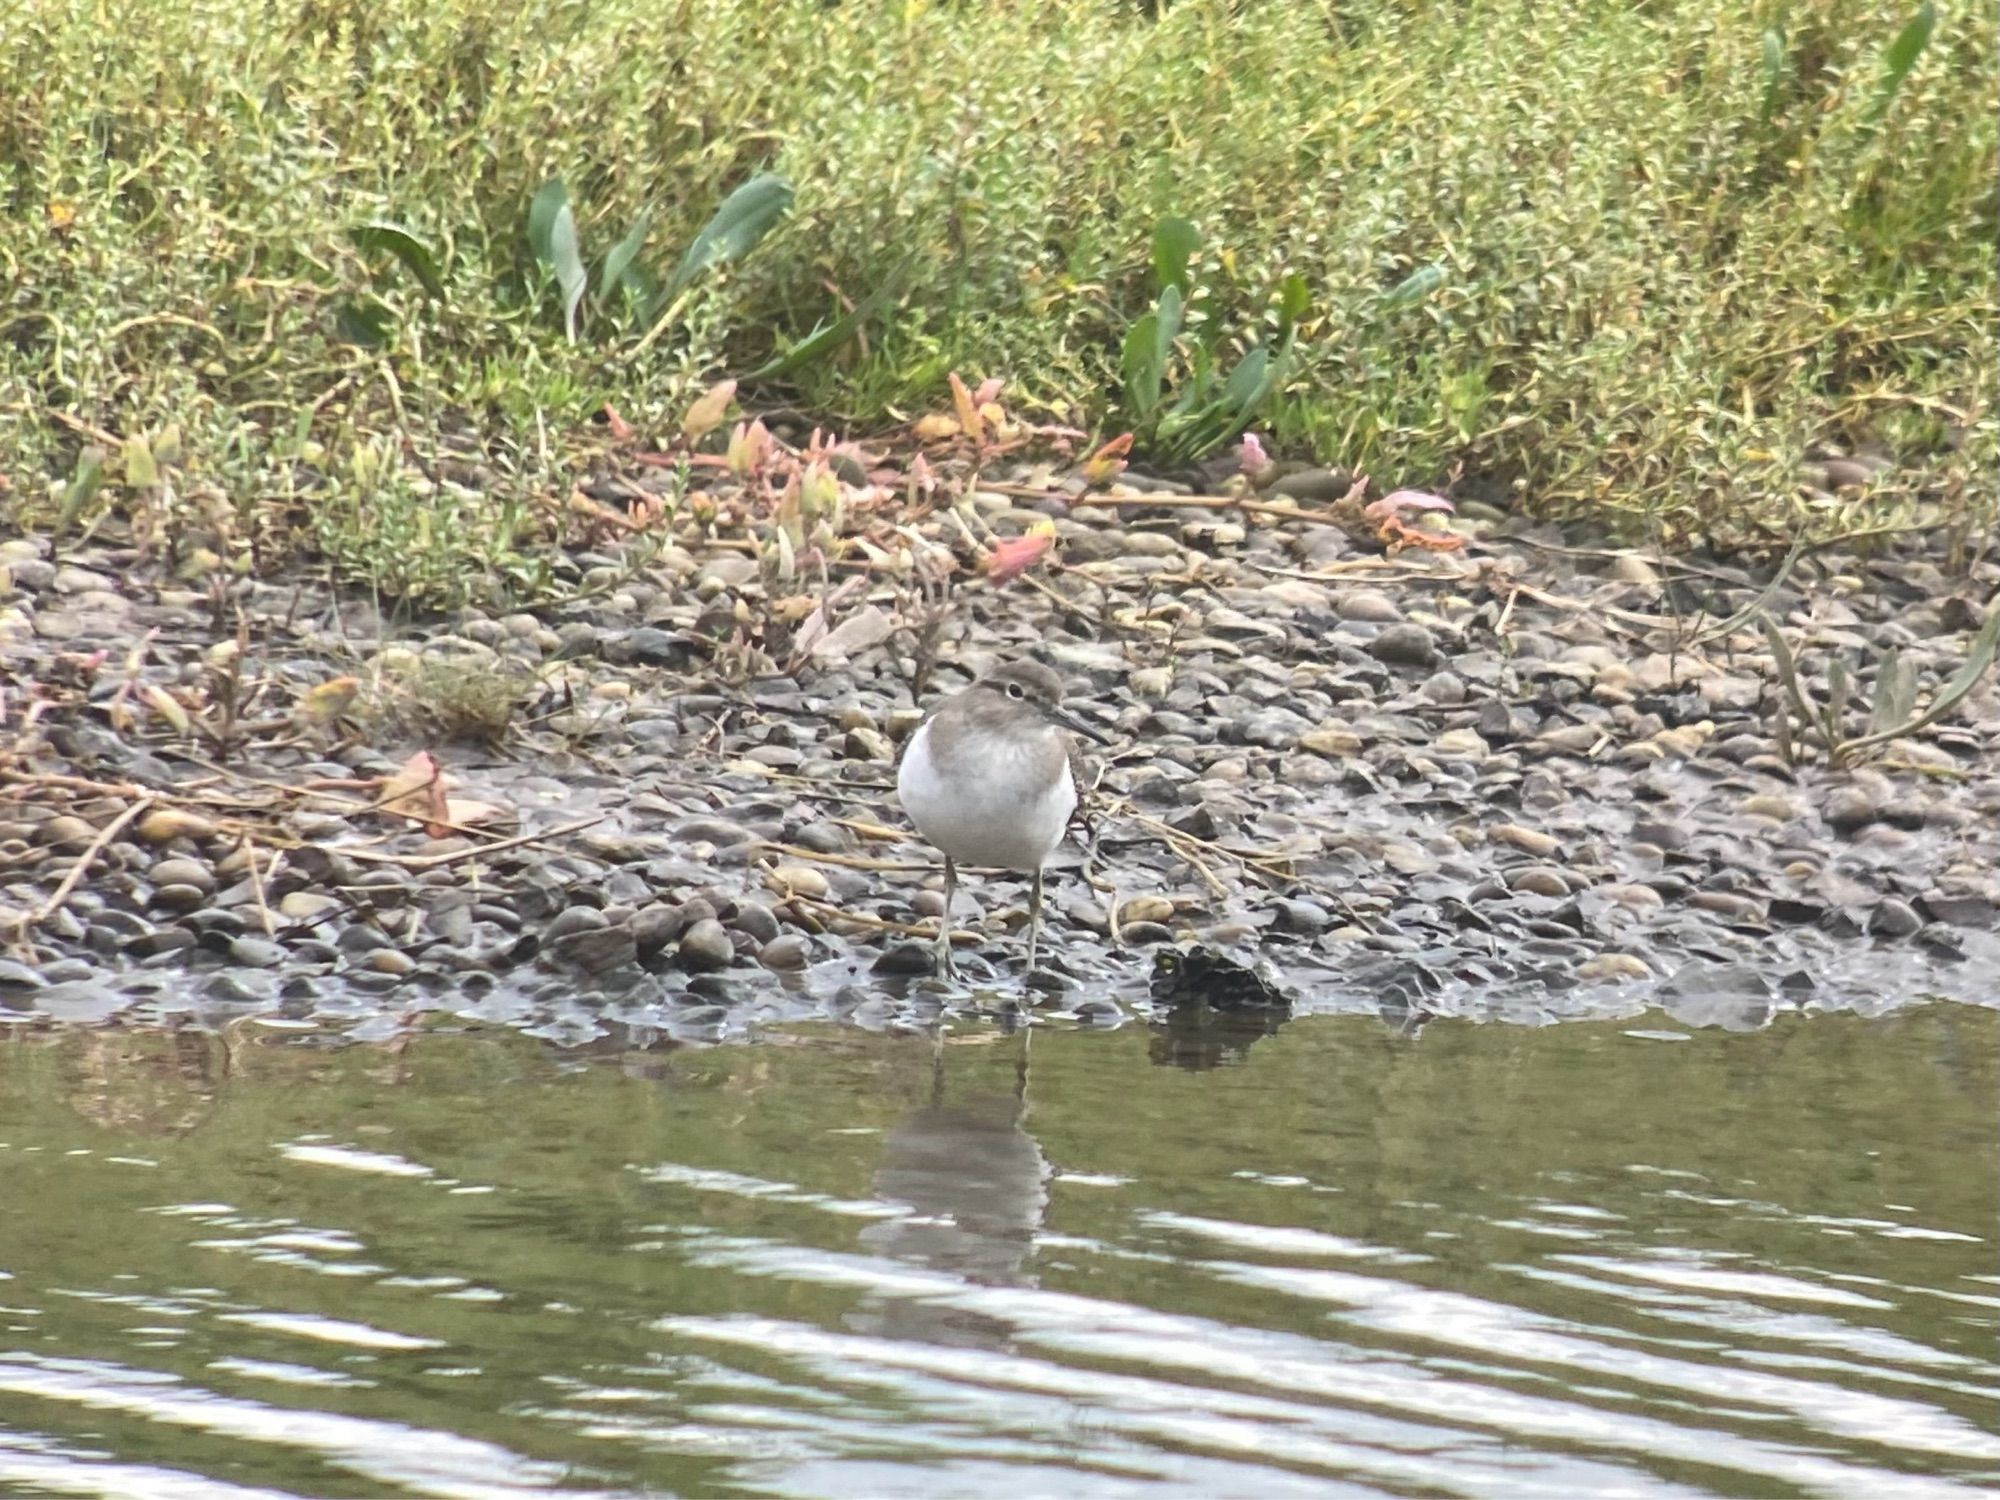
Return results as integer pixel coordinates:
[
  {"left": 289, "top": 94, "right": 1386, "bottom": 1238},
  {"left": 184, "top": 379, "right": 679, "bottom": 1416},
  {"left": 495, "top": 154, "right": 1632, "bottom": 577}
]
[{"left": 1, "top": 0, "right": 1992, "bottom": 595}]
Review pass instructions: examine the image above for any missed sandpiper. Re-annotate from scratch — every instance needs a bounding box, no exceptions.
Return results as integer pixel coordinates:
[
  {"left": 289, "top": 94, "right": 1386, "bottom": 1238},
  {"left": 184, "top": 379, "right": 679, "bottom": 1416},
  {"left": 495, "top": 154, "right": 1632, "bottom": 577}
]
[{"left": 897, "top": 661, "right": 1110, "bottom": 977}]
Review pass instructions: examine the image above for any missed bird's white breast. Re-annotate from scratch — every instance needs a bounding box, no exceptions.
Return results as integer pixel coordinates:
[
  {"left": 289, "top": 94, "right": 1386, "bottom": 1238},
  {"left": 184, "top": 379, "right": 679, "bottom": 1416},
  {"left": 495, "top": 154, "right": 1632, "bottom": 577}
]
[{"left": 897, "top": 718, "right": 1076, "bottom": 871}]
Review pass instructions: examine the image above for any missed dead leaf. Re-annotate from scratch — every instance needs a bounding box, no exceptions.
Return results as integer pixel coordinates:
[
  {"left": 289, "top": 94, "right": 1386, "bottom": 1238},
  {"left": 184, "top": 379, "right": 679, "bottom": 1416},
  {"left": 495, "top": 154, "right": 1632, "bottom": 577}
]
[
  {"left": 1364, "top": 489, "right": 1455, "bottom": 524},
  {"left": 373, "top": 750, "right": 452, "bottom": 836},
  {"left": 681, "top": 379, "right": 738, "bottom": 444},
  {"left": 912, "top": 413, "right": 960, "bottom": 444},
  {"left": 444, "top": 797, "right": 506, "bottom": 828},
  {"left": 601, "top": 403, "right": 636, "bottom": 442},
  {"left": 948, "top": 372, "right": 984, "bottom": 446},
  {"left": 294, "top": 675, "right": 362, "bottom": 728}
]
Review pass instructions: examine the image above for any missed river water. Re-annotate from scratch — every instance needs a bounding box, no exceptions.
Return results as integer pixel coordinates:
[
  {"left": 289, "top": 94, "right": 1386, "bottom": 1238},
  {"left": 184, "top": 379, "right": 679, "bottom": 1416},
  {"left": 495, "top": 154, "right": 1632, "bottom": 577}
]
[{"left": 0, "top": 1005, "right": 1994, "bottom": 1498}]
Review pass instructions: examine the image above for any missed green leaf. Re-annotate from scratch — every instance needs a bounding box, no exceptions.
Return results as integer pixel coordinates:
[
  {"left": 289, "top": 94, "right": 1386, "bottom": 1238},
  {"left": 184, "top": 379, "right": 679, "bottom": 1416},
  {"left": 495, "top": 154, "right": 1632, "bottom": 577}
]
[
  {"left": 526, "top": 178, "right": 568, "bottom": 268},
  {"left": 333, "top": 296, "right": 395, "bottom": 347},
  {"left": 599, "top": 212, "right": 652, "bottom": 308},
  {"left": 745, "top": 273, "right": 904, "bottom": 380},
  {"left": 1276, "top": 272, "right": 1311, "bottom": 334},
  {"left": 1379, "top": 263, "right": 1445, "bottom": 312},
  {"left": 1868, "top": 2, "right": 1936, "bottom": 124},
  {"left": 1120, "top": 311, "right": 1166, "bottom": 422},
  {"left": 549, "top": 202, "right": 587, "bottom": 342},
  {"left": 56, "top": 446, "right": 107, "bottom": 535},
  {"left": 1151, "top": 216, "right": 1200, "bottom": 296},
  {"left": 1155, "top": 281, "right": 1184, "bottom": 349},
  {"left": 1758, "top": 27, "right": 1787, "bottom": 126},
  {"left": 347, "top": 221, "right": 445, "bottom": 299},
  {"left": 656, "top": 173, "right": 794, "bottom": 313}
]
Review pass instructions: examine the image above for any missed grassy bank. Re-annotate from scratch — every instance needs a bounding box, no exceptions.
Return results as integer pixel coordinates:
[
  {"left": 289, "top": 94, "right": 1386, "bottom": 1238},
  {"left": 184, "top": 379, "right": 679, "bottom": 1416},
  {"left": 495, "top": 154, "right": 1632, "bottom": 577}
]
[{"left": 1, "top": 0, "right": 1993, "bottom": 595}]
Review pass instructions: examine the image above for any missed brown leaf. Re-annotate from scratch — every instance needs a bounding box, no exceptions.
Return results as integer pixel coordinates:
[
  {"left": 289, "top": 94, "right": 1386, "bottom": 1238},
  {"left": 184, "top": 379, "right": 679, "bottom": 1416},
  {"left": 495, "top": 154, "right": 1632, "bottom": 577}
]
[
  {"left": 912, "top": 413, "right": 960, "bottom": 444},
  {"left": 601, "top": 403, "right": 636, "bottom": 443},
  {"left": 948, "top": 372, "right": 984, "bottom": 446},
  {"left": 681, "top": 379, "right": 738, "bottom": 444},
  {"left": 374, "top": 750, "right": 452, "bottom": 836}
]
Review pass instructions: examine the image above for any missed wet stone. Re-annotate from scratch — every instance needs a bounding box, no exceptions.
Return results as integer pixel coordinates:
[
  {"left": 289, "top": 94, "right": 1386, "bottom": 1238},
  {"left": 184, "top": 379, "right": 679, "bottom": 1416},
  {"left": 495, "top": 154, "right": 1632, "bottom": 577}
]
[
  {"left": 872, "top": 942, "right": 935, "bottom": 976},
  {"left": 1369, "top": 623, "right": 1438, "bottom": 668},
  {"left": 228, "top": 936, "right": 285, "bottom": 968},
  {"left": 758, "top": 935, "right": 810, "bottom": 970},
  {"left": 677, "top": 918, "right": 735, "bottom": 972},
  {"left": 1868, "top": 899, "right": 1923, "bottom": 939}
]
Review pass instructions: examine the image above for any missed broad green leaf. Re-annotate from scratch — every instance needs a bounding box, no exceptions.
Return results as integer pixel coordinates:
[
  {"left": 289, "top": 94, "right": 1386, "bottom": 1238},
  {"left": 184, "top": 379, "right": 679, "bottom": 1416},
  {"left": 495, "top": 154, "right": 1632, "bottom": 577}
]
[
  {"left": 549, "top": 202, "right": 587, "bottom": 342},
  {"left": 1276, "top": 272, "right": 1311, "bottom": 334},
  {"left": 347, "top": 221, "right": 445, "bottom": 299},
  {"left": 1868, "top": 2, "right": 1936, "bottom": 124},
  {"left": 1155, "top": 282, "right": 1184, "bottom": 349},
  {"left": 657, "top": 173, "right": 794, "bottom": 312},
  {"left": 1758, "top": 27, "right": 1787, "bottom": 126},
  {"left": 122, "top": 435, "right": 158, "bottom": 487},
  {"left": 1379, "top": 263, "right": 1445, "bottom": 312},
  {"left": 1151, "top": 216, "right": 1200, "bottom": 296},
  {"left": 1120, "top": 311, "right": 1165, "bottom": 421},
  {"left": 527, "top": 178, "right": 568, "bottom": 268},
  {"left": 600, "top": 212, "right": 652, "bottom": 308}
]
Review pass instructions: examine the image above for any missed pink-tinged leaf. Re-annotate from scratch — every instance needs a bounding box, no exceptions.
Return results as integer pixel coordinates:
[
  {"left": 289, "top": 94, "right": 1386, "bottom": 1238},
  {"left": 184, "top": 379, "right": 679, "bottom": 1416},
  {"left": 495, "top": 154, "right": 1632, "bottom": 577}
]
[
  {"left": 601, "top": 403, "right": 636, "bottom": 442},
  {"left": 972, "top": 377, "right": 1004, "bottom": 407},
  {"left": 1238, "top": 432, "right": 1269, "bottom": 474},
  {"left": 1080, "top": 432, "right": 1133, "bottom": 487},
  {"left": 985, "top": 532, "right": 1053, "bottom": 585},
  {"left": 1364, "top": 488, "right": 1455, "bottom": 524}
]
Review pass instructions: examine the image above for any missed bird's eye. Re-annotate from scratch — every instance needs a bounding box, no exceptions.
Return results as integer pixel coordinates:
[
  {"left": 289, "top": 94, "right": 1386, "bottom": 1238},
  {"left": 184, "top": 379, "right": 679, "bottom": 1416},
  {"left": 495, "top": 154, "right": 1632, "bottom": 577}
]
[{"left": 1006, "top": 682, "right": 1025, "bottom": 699}]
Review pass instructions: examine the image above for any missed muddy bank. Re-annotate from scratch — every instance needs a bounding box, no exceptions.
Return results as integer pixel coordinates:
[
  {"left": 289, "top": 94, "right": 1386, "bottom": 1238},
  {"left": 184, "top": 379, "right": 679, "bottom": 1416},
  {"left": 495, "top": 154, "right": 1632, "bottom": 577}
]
[{"left": 4, "top": 471, "right": 1998, "bottom": 1045}]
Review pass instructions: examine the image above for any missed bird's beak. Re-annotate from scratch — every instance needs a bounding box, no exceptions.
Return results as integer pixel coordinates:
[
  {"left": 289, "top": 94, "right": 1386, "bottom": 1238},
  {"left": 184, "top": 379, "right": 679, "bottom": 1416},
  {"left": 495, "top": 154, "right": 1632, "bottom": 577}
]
[{"left": 1048, "top": 703, "right": 1112, "bottom": 745}]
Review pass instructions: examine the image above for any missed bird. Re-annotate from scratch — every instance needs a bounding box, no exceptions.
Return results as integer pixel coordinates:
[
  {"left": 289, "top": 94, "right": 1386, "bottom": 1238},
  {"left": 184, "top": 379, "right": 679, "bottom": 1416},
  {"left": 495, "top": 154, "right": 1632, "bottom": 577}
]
[{"left": 896, "top": 660, "right": 1109, "bottom": 977}]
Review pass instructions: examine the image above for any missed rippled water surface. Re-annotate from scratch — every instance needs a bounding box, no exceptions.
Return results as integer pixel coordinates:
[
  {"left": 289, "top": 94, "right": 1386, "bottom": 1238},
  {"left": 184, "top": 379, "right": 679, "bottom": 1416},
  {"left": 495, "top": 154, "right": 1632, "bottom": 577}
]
[{"left": 1, "top": 1005, "right": 1994, "bottom": 1498}]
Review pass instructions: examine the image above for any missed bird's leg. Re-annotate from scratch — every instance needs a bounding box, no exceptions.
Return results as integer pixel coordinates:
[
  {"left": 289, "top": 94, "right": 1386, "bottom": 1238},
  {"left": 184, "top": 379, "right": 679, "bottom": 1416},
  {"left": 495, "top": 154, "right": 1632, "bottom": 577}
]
[
  {"left": 1026, "top": 866, "right": 1044, "bottom": 974},
  {"left": 936, "top": 855, "right": 958, "bottom": 979}
]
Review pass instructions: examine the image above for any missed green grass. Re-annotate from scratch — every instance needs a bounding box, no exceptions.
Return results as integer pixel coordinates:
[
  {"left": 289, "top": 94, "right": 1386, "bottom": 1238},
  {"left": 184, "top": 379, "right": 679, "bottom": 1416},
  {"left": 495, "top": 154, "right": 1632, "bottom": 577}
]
[{"left": 1, "top": 0, "right": 1993, "bottom": 603}]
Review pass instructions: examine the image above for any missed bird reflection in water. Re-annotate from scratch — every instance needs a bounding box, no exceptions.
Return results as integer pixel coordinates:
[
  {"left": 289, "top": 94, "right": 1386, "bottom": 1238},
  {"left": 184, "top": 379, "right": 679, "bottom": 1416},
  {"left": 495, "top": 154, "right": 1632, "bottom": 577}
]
[{"left": 848, "top": 1039, "right": 1048, "bottom": 1350}]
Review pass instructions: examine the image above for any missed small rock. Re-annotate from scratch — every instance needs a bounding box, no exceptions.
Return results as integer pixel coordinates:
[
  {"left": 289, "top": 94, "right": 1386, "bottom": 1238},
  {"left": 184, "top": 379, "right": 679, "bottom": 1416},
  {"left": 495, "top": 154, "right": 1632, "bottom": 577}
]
[
  {"left": 758, "top": 935, "right": 810, "bottom": 970},
  {"left": 1431, "top": 728, "right": 1488, "bottom": 762},
  {"left": 148, "top": 857, "right": 215, "bottom": 893},
  {"left": 844, "top": 726, "right": 893, "bottom": 761},
  {"left": 363, "top": 950, "right": 418, "bottom": 977},
  {"left": 1299, "top": 727, "right": 1363, "bottom": 758},
  {"left": 1576, "top": 953, "right": 1652, "bottom": 982},
  {"left": 136, "top": 808, "right": 219, "bottom": 844},
  {"left": 1824, "top": 787, "right": 1877, "bottom": 834},
  {"left": 1336, "top": 589, "right": 1402, "bottom": 623},
  {"left": 765, "top": 863, "right": 830, "bottom": 901},
  {"left": 1118, "top": 895, "right": 1175, "bottom": 928},
  {"left": 1369, "top": 623, "right": 1438, "bottom": 668},
  {"left": 1739, "top": 794, "right": 1800, "bottom": 822},
  {"left": 228, "top": 937, "right": 285, "bottom": 968},
  {"left": 677, "top": 918, "right": 735, "bottom": 971},
  {"left": 1868, "top": 898, "right": 1923, "bottom": 939},
  {"left": 1491, "top": 824, "right": 1560, "bottom": 857},
  {"left": 871, "top": 941, "right": 936, "bottom": 976},
  {"left": 1509, "top": 868, "right": 1570, "bottom": 898}
]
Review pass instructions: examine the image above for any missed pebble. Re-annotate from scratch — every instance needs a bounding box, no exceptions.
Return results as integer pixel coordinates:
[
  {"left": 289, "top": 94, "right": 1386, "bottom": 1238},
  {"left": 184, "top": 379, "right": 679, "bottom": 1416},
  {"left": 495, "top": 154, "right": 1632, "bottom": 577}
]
[
  {"left": 1868, "top": 899, "right": 1923, "bottom": 938},
  {"left": 1491, "top": 824, "right": 1560, "bottom": 857},
  {"left": 1118, "top": 895, "right": 1175, "bottom": 927},
  {"left": 228, "top": 937, "right": 285, "bottom": 968},
  {"left": 149, "top": 857, "right": 215, "bottom": 893},
  {"left": 678, "top": 918, "right": 735, "bottom": 971},
  {"left": 1576, "top": 953, "right": 1651, "bottom": 981},
  {"left": 1369, "top": 623, "right": 1437, "bottom": 668},
  {"left": 1509, "top": 868, "right": 1571, "bottom": 898},
  {"left": 1299, "top": 727, "right": 1363, "bottom": 758},
  {"left": 758, "top": 935, "right": 810, "bottom": 970}
]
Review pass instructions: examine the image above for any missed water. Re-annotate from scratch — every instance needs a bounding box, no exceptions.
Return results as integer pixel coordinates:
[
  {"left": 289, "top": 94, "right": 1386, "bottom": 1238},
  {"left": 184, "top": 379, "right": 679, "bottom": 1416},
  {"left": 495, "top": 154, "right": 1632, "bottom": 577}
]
[{"left": 0, "top": 1005, "right": 1994, "bottom": 1499}]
